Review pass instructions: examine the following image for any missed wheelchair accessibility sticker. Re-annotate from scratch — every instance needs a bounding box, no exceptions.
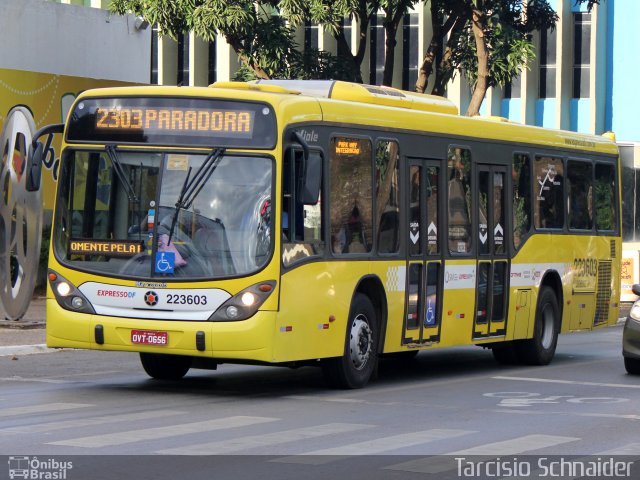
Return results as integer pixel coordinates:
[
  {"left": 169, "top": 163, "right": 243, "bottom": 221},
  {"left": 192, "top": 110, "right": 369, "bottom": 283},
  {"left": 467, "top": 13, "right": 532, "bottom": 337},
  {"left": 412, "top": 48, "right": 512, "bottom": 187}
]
[{"left": 155, "top": 252, "right": 175, "bottom": 273}]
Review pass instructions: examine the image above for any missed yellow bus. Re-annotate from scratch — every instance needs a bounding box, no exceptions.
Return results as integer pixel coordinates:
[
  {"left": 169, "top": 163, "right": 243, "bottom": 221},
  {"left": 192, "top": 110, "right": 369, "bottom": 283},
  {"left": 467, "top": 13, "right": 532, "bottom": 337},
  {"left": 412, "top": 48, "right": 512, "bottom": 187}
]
[{"left": 29, "top": 80, "right": 621, "bottom": 388}]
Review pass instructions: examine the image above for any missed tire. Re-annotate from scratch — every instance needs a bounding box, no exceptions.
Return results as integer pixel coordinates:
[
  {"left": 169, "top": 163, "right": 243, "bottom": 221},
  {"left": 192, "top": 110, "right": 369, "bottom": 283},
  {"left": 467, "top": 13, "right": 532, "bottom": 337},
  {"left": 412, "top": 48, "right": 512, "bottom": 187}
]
[
  {"left": 139, "top": 353, "right": 192, "bottom": 380},
  {"left": 515, "top": 286, "right": 560, "bottom": 365},
  {"left": 491, "top": 344, "right": 519, "bottom": 365},
  {"left": 322, "top": 293, "right": 379, "bottom": 389},
  {"left": 624, "top": 357, "right": 640, "bottom": 375}
]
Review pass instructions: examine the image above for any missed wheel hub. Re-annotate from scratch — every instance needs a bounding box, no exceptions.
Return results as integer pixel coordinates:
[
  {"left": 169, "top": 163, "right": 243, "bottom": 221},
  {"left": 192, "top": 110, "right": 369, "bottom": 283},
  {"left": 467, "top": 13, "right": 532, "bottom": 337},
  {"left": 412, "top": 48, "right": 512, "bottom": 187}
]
[{"left": 349, "top": 314, "right": 372, "bottom": 370}]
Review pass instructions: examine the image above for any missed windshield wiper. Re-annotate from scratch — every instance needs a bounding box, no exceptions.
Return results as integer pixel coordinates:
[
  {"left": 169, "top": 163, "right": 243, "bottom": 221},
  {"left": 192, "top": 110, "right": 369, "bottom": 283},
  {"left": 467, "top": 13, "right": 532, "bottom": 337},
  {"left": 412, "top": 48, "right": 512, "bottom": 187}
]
[
  {"left": 106, "top": 145, "right": 139, "bottom": 204},
  {"left": 167, "top": 147, "right": 225, "bottom": 246}
]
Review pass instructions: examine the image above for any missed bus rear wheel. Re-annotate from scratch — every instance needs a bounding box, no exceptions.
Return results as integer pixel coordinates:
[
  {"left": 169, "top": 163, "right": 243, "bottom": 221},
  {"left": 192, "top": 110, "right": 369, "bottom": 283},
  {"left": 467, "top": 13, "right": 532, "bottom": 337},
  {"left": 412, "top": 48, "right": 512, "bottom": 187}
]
[
  {"left": 322, "top": 293, "right": 379, "bottom": 389},
  {"left": 139, "top": 353, "right": 192, "bottom": 380},
  {"left": 515, "top": 286, "right": 559, "bottom": 365}
]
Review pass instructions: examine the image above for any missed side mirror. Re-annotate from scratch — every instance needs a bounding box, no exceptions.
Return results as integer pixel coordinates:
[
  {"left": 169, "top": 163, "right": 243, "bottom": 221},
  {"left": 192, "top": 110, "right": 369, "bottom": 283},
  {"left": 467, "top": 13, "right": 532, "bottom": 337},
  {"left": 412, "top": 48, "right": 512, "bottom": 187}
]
[
  {"left": 632, "top": 284, "right": 640, "bottom": 297},
  {"left": 25, "top": 123, "right": 64, "bottom": 192},
  {"left": 300, "top": 151, "right": 322, "bottom": 205},
  {"left": 25, "top": 141, "right": 44, "bottom": 192}
]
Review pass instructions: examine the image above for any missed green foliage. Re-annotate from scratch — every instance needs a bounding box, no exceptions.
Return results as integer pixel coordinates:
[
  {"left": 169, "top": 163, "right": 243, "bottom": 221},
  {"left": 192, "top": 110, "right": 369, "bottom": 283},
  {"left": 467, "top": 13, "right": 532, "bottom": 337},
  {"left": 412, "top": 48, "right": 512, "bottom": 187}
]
[
  {"left": 112, "top": 0, "right": 367, "bottom": 81},
  {"left": 112, "top": 0, "right": 598, "bottom": 94},
  {"left": 430, "top": 0, "right": 558, "bottom": 91}
]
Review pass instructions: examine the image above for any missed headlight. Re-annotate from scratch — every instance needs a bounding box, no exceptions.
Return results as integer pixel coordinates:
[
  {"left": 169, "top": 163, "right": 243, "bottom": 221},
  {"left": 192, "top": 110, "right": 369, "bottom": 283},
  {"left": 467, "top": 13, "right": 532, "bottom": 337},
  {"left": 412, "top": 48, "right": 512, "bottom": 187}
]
[
  {"left": 48, "top": 270, "right": 95, "bottom": 314},
  {"left": 210, "top": 281, "right": 276, "bottom": 321},
  {"left": 630, "top": 302, "right": 640, "bottom": 322}
]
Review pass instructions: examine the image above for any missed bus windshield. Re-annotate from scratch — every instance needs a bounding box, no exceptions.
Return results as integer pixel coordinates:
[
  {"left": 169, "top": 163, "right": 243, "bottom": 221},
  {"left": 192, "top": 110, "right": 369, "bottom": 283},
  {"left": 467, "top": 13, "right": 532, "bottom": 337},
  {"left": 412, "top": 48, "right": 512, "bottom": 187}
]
[{"left": 53, "top": 149, "right": 273, "bottom": 279}]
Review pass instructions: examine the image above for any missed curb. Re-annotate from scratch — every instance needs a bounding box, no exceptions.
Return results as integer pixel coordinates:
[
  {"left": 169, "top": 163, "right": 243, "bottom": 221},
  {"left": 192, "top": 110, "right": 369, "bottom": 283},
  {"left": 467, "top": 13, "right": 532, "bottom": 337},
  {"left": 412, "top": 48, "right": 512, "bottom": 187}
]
[
  {"left": 0, "top": 321, "right": 45, "bottom": 330},
  {"left": 0, "top": 344, "right": 52, "bottom": 357}
]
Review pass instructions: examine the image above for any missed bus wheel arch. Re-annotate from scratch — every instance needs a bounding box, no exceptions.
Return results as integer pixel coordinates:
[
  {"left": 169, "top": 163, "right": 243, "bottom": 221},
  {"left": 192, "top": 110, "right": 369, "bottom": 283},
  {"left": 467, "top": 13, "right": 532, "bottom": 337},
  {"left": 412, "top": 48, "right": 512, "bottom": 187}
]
[
  {"left": 322, "top": 277, "right": 386, "bottom": 389},
  {"left": 515, "top": 276, "right": 562, "bottom": 365},
  {"left": 353, "top": 275, "right": 387, "bottom": 354}
]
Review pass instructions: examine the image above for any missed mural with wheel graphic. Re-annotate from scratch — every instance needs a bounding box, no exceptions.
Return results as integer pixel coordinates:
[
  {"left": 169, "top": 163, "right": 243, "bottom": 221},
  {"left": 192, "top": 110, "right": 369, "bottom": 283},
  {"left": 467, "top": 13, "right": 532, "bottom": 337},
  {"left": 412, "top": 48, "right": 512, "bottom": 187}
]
[
  {"left": 0, "top": 68, "right": 136, "bottom": 320},
  {"left": 0, "top": 106, "right": 42, "bottom": 320}
]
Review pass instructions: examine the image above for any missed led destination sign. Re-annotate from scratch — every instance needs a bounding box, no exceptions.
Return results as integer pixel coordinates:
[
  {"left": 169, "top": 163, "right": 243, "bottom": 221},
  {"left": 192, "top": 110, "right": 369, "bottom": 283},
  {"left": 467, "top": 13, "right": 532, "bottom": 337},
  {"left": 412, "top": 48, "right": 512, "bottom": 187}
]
[
  {"left": 69, "top": 239, "right": 143, "bottom": 257},
  {"left": 94, "top": 107, "right": 254, "bottom": 136},
  {"left": 67, "top": 97, "right": 277, "bottom": 149}
]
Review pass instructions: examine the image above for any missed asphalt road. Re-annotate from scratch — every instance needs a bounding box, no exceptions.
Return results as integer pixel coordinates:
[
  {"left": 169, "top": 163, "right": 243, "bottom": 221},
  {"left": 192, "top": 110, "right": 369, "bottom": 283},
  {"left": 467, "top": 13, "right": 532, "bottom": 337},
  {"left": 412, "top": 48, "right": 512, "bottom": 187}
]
[{"left": 0, "top": 323, "right": 638, "bottom": 479}]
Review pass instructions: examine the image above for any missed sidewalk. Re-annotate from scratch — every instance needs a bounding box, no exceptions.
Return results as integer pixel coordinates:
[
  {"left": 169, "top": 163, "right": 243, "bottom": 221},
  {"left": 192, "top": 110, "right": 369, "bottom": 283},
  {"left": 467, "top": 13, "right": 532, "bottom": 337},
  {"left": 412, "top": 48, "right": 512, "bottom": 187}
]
[{"left": 0, "top": 297, "right": 46, "bottom": 353}]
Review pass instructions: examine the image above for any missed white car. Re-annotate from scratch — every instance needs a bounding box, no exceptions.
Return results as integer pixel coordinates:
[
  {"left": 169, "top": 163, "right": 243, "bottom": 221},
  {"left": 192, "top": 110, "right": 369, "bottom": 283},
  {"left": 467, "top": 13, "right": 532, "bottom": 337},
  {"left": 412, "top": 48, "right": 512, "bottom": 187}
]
[{"left": 623, "top": 285, "right": 640, "bottom": 375}]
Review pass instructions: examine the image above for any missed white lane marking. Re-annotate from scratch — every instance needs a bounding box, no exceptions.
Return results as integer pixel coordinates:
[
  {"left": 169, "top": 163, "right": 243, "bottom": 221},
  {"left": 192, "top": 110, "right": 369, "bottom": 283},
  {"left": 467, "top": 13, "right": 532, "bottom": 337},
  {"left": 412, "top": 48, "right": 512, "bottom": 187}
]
[
  {"left": 284, "top": 395, "right": 402, "bottom": 406},
  {"left": 491, "top": 409, "right": 640, "bottom": 421},
  {"left": 597, "top": 443, "right": 640, "bottom": 455},
  {"left": 48, "top": 416, "right": 279, "bottom": 448},
  {"left": 492, "top": 376, "right": 640, "bottom": 389},
  {"left": 2, "top": 410, "right": 187, "bottom": 434},
  {"left": 0, "top": 376, "right": 70, "bottom": 384},
  {"left": 0, "top": 403, "right": 92, "bottom": 418},
  {"left": 275, "top": 429, "right": 476, "bottom": 465},
  {"left": 385, "top": 434, "right": 579, "bottom": 474},
  {"left": 158, "top": 423, "right": 373, "bottom": 455}
]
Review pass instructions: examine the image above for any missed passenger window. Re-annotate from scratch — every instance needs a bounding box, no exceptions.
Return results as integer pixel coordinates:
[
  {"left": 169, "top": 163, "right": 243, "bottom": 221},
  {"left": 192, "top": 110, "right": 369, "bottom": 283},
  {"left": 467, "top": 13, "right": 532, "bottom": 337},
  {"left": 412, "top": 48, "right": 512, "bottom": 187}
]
[
  {"left": 330, "top": 137, "right": 373, "bottom": 254},
  {"left": 375, "top": 140, "right": 400, "bottom": 254},
  {"left": 426, "top": 166, "right": 440, "bottom": 255},
  {"left": 594, "top": 163, "right": 617, "bottom": 231},
  {"left": 512, "top": 154, "right": 531, "bottom": 249},
  {"left": 282, "top": 149, "right": 324, "bottom": 266},
  {"left": 447, "top": 147, "right": 472, "bottom": 254},
  {"left": 534, "top": 156, "right": 564, "bottom": 229},
  {"left": 567, "top": 160, "right": 593, "bottom": 230}
]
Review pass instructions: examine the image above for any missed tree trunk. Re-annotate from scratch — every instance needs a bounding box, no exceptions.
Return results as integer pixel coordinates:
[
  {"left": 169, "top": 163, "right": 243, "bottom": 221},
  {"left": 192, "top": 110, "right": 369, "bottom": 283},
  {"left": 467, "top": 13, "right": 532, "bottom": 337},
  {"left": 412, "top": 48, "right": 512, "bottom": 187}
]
[
  {"left": 415, "top": 37, "right": 438, "bottom": 93},
  {"left": 354, "top": 0, "right": 372, "bottom": 70},
  {"left": 466, "top": 8, "right": 489, "bottom": 116},
  {"left": 382, "top": 21, "right": 399, "bottom": 86},
  {"left": 432, "top": 47, "right": 454, "bottom": 96},
  {"left": 416, "top": 3, "right": 458, "bottom": 93},
  {"left": 225, "top": 34, "right": 271, "bottom": 80},
  {"left": 335, "top": 26, "right": 363, "bottom": 83}
]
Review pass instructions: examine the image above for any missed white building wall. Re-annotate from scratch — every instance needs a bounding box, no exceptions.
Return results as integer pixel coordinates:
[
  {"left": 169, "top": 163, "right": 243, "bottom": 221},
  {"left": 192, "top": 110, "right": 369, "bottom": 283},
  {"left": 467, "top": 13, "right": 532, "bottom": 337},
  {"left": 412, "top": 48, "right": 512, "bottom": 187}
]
[{"left": 0, "top": 0, "right": 150, "bottom": 83}]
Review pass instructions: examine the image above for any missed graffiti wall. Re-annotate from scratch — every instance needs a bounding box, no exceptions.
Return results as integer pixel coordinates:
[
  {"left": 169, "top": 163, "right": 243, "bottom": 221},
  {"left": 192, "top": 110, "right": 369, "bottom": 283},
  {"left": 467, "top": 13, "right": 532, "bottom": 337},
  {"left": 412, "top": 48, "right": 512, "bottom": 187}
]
[{"left": 0, "top": 68, "right": 134, "bottom": 320}]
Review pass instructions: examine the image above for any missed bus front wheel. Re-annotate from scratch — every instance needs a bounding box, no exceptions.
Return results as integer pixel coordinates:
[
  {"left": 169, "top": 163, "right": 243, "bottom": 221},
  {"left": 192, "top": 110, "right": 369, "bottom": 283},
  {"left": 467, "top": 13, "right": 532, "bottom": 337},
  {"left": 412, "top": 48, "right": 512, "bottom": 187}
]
[
  {"left": 139, "top": 353, "right": 192, "bottom": 380},
  {"left": 624, "top": 357, "right": 640, "bottom": 375},
  {"left": 322, "top": 293, "right": 379, "bottom": 389},
  {"left": 516, "top": 286, "right": 559, "bottom": 365}
]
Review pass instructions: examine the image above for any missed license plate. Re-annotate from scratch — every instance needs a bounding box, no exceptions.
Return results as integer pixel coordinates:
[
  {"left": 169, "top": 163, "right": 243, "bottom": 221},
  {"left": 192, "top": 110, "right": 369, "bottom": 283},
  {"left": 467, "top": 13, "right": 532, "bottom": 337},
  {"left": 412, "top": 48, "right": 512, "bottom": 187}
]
[{"left": 131, "top": 329, "right": 168, "bottom": 346}]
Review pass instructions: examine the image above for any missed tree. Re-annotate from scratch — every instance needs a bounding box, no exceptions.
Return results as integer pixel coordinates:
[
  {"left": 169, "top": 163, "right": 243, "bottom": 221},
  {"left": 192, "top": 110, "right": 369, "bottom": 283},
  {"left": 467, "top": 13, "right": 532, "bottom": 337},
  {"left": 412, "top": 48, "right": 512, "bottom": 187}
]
[
  {"left": 415, "top": 0, "right": 558, "bottom": 116},
  {"left": 282, "top": 0, "right": 421, "bottom": 86},
  {"left": 111, "top": 0, "right": 357, "bottom": 81},
  {"left": 417, "top": 0, "right": 602, "bottom": 116},
  {"left": 280, "top": 0, "right": 377, "bottom": 83},
  {"left": 380, "top": 0, "right": 420, "bottom": 86}
]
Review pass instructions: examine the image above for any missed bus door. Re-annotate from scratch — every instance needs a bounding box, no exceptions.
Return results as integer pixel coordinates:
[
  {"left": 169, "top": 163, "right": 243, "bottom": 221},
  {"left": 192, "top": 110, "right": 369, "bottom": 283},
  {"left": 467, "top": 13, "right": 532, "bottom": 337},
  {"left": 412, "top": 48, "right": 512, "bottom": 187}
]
[
  {"left": 474, "top": 165, "right": 509, "bottom": 339},
  {"left": 403, "top": 159, "right": 443, "bottom": 345}
]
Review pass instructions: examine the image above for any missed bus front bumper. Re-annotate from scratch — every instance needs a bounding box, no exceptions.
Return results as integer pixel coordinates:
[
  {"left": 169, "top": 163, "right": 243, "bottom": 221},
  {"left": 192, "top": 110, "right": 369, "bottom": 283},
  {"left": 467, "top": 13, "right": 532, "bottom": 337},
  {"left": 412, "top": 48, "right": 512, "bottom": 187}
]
[{"left": 46, "top": 299, "right": 275, "bottom": 362}]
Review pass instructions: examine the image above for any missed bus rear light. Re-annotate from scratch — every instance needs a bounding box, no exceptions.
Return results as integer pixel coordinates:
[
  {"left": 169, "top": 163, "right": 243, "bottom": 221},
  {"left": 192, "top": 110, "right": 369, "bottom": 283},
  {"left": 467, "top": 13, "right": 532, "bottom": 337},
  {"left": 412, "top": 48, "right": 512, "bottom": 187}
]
[
  {"left": 210, "top": 280, "right": 276, "bottom": 321},
  {"left": 48, "top": 269, "right": 95, "bottom": 315}
]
